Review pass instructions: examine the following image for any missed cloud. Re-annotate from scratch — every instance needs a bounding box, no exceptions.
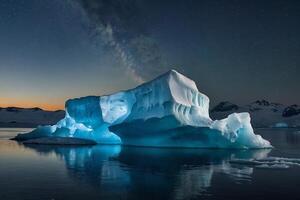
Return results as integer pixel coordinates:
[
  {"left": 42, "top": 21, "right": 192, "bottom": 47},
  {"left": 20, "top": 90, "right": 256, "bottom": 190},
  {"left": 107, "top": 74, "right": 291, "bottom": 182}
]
[{"left": 73, "top": 0, "right": 167, "bottom": 83}]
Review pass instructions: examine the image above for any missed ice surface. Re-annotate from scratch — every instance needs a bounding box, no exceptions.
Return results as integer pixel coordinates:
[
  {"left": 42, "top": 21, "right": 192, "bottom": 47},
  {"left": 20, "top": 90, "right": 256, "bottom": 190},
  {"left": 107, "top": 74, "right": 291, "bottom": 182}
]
[{"left": 14, "top": 70, "right": 271, "bottom": 148}]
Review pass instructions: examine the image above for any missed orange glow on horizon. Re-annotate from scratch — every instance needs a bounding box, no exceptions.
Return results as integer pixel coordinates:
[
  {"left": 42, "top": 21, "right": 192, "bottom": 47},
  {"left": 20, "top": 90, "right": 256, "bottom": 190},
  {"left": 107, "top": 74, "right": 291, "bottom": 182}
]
[{"left": 0, "top": 98, "right": 64, "bottom": 111}]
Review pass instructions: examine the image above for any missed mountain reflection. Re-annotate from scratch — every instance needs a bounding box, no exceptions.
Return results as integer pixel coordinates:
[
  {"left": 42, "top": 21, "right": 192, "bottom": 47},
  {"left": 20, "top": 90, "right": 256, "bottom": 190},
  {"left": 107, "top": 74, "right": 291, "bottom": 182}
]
[{"left": 23, "top": 144, "right": 271, "bottom": 200}]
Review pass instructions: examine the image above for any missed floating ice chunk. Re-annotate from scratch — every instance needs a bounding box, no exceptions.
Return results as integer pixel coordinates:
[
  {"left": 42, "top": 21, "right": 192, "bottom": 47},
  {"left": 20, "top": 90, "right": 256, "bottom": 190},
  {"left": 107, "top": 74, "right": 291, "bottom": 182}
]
[
  {"left": 273, "top": 122, "right": 289, "bottom": 128},
  {"left": 255, "top": 164, "right": 290, "bottom": 169},
  {"left": 259, "top": 157, "right": 300, "bottom": 166},
  {"left": 13, "top": 70, "right": 271, "bottom": 148},
  {"left": 12, "top": 125, "right": 55, "bottom": 141},
  {"left": 230, "top": 156, "right": 300, "bottom": 169}
]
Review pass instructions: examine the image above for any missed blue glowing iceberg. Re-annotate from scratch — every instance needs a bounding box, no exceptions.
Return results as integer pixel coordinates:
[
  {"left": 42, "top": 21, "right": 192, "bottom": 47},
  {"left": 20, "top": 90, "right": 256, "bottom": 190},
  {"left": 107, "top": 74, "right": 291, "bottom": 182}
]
[{"left": 14, "top": 70, "right": 271, "bottom": 148}]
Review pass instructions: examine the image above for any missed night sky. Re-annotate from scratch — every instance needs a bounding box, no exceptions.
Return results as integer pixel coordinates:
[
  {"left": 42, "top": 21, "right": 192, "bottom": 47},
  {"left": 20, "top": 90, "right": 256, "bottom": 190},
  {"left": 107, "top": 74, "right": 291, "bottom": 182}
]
[{"left": 0, "top": 0, "right": 299, "bottom": 110}]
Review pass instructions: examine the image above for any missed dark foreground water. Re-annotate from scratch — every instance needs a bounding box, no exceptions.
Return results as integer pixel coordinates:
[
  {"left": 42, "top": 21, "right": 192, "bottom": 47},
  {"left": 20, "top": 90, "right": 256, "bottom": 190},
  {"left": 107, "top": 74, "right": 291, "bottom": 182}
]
[{"left": 1, "top": 128, "right": 300, "bottom": 200}]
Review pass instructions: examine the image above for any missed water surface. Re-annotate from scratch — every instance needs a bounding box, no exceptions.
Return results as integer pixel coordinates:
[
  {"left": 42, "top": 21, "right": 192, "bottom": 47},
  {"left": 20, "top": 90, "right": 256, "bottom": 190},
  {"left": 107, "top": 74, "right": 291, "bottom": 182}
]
[{"left": 1, "top": 128, "right": 300, "bottom": 200}]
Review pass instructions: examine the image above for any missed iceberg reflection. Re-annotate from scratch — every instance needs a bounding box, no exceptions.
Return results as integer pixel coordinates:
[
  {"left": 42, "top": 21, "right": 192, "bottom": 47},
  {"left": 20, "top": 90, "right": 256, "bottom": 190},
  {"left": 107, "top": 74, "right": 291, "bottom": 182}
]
[{"left": 23, "top": 144, "right": 271, "bottom": 199}]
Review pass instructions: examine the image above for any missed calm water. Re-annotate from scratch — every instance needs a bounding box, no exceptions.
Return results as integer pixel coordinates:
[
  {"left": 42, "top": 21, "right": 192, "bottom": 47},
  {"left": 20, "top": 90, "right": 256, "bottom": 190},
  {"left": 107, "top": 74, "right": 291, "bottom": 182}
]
[{"left": 1, "top": 128, "right": 300, "bottom": 200}]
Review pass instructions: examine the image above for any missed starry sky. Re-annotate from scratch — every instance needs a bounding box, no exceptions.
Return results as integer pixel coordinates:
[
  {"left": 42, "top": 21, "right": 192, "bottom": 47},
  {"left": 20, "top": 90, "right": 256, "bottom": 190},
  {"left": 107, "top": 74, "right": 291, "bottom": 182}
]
[{"left": 0, "top": 0, "right": 299, "bottom": 110}]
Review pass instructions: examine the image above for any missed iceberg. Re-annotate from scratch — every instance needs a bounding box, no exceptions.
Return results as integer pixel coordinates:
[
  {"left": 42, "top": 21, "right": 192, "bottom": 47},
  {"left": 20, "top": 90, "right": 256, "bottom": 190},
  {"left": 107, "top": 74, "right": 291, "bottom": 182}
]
[{"left": 14, "top": 70, "right": 271, "bottom": 148}]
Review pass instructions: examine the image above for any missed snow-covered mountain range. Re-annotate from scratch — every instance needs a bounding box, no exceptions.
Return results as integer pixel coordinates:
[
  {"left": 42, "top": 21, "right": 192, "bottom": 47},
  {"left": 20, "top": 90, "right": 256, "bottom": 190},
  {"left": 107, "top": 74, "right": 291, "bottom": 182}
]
[
  {"left": 210, "top": 100, "right": 300, "bottom": 128},
  {"left": 0, "top": 107, "right": 64, "bottom": 127}
]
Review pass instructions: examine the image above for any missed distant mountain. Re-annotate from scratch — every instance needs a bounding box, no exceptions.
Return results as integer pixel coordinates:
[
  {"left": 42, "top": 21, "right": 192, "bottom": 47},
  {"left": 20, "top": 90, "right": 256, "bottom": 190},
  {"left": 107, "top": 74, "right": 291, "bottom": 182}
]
[
  {"left": 210, "top": 100, "right": 300, "bottom": 128},
  {"left": 0, "top": 107, "right": 65, "bottom": 128},
  {"left": 210, "top": 101, "right": 239, "bottom": 112},
  {"left": 2, "top": 100, "right": 299, "bottom": 128}
]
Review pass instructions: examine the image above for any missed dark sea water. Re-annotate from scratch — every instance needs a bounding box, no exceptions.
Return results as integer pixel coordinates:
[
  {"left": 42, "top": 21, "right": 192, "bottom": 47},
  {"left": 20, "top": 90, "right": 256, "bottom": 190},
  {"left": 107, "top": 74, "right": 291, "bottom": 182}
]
[{"left": 1, "top": 128, "right": 300, "bottom": 200}]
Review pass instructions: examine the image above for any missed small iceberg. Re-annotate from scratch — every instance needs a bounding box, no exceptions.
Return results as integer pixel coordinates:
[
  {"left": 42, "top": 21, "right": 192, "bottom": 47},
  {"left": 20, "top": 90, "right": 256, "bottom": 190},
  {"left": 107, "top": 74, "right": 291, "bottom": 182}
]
[
  {"left": 230, "top": 156, "right": 300, "bottom": 169},
  {"left": 273, "top": 122, "right": 289, "bottom": 128}
]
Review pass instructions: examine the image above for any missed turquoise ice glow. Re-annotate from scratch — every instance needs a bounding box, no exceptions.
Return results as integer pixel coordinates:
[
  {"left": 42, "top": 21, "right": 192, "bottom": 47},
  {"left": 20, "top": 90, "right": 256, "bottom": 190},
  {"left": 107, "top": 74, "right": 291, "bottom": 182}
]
[{"left": 15, "top": 70, "right": 271, "bottom": 148}]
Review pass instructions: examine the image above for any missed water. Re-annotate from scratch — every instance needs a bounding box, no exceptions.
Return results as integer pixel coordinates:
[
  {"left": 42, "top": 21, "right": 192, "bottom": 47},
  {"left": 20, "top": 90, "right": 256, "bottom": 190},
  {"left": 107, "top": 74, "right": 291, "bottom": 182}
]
[{"left": 1, "top": 128, "right": 300, "bottom": 200}]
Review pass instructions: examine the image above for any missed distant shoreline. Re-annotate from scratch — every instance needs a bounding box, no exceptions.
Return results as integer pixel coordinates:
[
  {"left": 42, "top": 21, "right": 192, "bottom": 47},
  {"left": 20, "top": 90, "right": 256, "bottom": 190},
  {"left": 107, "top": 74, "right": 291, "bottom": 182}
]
[{"left": 0, "top": 122, "right": 42, "bottom": 128}]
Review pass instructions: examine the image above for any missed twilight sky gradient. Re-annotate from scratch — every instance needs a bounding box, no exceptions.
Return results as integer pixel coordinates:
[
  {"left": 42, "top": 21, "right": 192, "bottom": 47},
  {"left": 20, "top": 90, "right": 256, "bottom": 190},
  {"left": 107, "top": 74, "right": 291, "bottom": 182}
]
[{"left": 0, "top": 0, "right": 299, "bottom": 110}]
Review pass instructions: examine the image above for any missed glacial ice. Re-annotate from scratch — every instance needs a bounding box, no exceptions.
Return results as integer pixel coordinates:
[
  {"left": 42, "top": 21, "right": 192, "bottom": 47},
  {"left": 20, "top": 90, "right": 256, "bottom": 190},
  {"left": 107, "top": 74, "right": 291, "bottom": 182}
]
[{"left": 14, "top": 70, "right": 271, "bottom": 148}]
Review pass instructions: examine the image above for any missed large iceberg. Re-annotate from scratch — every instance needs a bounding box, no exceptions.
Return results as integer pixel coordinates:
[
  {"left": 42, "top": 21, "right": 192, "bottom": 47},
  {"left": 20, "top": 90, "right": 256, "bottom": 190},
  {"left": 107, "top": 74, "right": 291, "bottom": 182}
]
[{"left": 14, "top": 70, "right": 271, "bottom": 148}]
